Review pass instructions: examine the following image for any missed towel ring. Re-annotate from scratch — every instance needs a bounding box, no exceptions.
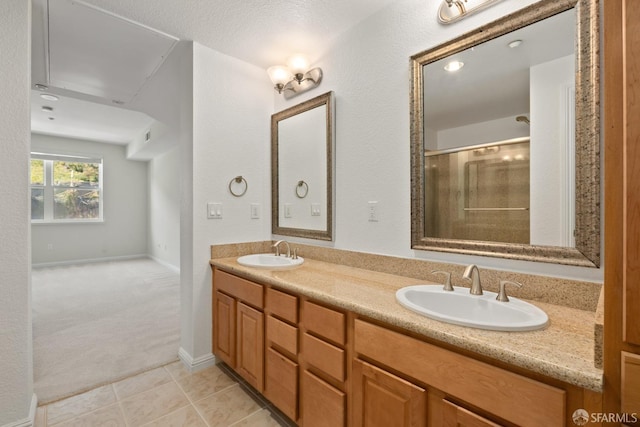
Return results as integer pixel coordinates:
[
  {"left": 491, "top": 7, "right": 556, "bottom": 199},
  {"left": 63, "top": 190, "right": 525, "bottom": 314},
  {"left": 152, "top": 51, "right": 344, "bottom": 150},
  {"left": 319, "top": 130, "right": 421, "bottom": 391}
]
[
  {"left": 296, "top": 180, "right": 309, "bottom": 198},
  {"left": 229, "top": 176, "right": 248, "bottom": 197}
]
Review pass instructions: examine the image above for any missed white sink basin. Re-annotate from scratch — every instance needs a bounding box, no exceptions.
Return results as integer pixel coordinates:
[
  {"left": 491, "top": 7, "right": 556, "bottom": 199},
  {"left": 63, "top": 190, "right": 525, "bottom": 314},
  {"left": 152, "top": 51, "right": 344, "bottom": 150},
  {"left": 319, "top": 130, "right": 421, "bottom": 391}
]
[
  {"left": 396, "top": 285, "right": 548, "bottom": 332},
  {"left": 237, "top": 253, "right": 304, "bottom": 270}
]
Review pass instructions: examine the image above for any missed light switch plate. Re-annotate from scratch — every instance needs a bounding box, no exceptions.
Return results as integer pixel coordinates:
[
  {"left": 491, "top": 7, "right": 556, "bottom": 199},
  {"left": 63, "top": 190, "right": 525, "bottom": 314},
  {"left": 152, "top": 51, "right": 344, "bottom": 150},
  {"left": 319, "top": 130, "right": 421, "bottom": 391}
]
[
  {"left": 207, "top": 202, "right": 223, "bottom": 219},
  {"left": 284, "top": 203, "right": 292, "bottom": 218},
  {"left": 311, "top": 203, "right": 321, "bottom": 216},
  {"left": 250, "top": 203, "right": 260, "bottom": 219}
]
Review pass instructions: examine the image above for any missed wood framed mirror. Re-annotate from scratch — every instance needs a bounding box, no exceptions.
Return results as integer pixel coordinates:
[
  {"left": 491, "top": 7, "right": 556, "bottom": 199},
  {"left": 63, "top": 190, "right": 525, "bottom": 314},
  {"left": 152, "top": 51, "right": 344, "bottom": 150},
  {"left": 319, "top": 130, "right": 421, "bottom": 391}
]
[
  {"left": 410, "top": 0, "right": 599, "bottom": 267},
  {"left": 272, "top": 91, "right": 335, "bottom": 241}
]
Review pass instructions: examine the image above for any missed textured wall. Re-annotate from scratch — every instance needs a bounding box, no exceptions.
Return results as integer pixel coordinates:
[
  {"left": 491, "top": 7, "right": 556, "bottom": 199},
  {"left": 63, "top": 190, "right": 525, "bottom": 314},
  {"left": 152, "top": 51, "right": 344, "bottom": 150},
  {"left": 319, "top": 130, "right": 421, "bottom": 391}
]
[
  {"left": 272, "top": 0, "right": 602, "bottom": 283},
  {"left": 0, "top": 0, "right": 34, "bottom": 424},
  {"left": 181, "top": 43, "right": 273, "bottom": 360}
]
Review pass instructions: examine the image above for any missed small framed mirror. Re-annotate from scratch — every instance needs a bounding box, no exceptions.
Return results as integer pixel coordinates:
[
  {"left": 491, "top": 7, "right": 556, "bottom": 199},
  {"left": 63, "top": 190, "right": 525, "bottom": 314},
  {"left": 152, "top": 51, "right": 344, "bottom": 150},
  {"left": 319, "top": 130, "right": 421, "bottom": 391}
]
[
  {"left": 410, "top": 0, "right": 599, "bottom": 267},
  {"left": 272, "top": 91, "right": 335, "bottom": 241}
]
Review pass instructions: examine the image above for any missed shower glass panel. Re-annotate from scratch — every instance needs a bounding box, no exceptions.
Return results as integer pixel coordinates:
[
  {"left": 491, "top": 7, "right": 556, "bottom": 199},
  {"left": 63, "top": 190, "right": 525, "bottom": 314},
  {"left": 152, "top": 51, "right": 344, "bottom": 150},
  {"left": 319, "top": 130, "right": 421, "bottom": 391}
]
[{"left": 424, "top": 139, "right": 530, "bottom": 244}]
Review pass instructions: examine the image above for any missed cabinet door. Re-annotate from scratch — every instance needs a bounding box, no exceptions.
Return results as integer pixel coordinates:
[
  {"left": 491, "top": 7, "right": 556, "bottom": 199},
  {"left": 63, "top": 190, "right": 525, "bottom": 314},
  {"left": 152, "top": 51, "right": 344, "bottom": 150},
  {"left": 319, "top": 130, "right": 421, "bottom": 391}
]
[
  {"left": 213, "top": 291, "right": 235, "bottom": 366},
  {"left": 302, "top": 370, "right": 345, "bottom": 427},
  {"left": 352, "top": 359, "right": 426, "bottom": 427},
  {"left": 265, "top": 348, "right": 298, "bottom": 421},
  {"left": 442, "top": 400, "right": 502, "bottom": 427},
  {"left": 236, "top": 301, "right": 264, "bottom": 391}
]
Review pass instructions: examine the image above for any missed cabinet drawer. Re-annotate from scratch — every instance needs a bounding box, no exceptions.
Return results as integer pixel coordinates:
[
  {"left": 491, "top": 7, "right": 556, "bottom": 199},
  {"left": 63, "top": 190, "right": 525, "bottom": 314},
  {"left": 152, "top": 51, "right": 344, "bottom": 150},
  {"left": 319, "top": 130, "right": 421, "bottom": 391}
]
[
  {"left": 354, "top": 319, "right": 565, "bottom": 427},
  {"left": 215, "top": 269, "right": 263, "bottom": 309},
  {"left": 266, "top": 315, "right": 298, "bottom": 357},
  {"left": 265, "top": 348, "right": 298, "bottom": 421},
  {"left": 442, "top": 400, "right": 501, "bottom": 427},
  {"left": 302, "top": 300, "right": 345, "bottom": 346},
  {"left": 266, "top": 287, "right": 298, "bottom": 324},
  {"left": 302, "top": 370, "right": 345, "bottom": 427},
  {"left": 303, "top": 333, "right": 345, "bottom": 382}
]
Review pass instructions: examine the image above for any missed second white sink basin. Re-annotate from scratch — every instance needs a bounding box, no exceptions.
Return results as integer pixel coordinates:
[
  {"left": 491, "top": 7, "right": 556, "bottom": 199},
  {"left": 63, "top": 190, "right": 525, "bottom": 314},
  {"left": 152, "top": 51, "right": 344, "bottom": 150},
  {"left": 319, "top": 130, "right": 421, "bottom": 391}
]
[
  {"left": 396, "top": 285, "right": 548, "bottom": 332},
  {"left": 237, "top": 253, "right": 304, "bottom": 270}
]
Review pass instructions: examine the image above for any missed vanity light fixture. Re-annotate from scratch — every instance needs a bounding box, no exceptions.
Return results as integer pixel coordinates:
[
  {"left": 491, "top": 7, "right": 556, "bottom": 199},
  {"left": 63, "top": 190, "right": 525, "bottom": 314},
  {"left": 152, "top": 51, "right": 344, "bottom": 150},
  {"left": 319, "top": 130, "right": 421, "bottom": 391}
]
[
  {"left": 444, "top": 60, "right": 464, "bottom": 72},
  {"left": 438, "top": 0, "right": 505, "bottom": 24},
  {"left": 267, "top": 54, "right": 323, "bottom": 100}
]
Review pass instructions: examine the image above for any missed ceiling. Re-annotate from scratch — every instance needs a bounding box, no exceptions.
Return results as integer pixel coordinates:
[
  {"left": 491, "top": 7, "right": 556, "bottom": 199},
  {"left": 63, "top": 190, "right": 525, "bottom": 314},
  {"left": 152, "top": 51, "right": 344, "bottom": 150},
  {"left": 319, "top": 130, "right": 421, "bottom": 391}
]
[
  {"left": 423, "top": 9, "right": 575, "bottom": 130},
  {"left": 30, "top": 0, "right": 397, "bottom": 146}
]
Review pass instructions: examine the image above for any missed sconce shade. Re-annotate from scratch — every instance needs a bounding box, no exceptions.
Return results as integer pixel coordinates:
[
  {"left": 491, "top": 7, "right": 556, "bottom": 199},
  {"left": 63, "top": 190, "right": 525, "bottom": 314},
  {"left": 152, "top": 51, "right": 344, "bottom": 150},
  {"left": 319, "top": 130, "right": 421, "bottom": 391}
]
[
  {"left": 287, "top": 54, "right": 310, "bottom": 75},
  {"left": 268, "top": 54, "right": 322, "bottom": 98},
  {"left": 268, "top": 65, "right": 293, "bottom": 85},
  {"left": 438, "top": 0, "right": 505, "bottom": 24}
]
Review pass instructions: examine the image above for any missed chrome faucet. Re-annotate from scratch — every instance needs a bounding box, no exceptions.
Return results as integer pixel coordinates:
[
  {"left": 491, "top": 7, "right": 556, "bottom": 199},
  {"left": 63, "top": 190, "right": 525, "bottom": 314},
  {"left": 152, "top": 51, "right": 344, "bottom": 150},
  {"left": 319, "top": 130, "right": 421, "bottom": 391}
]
[
  {"left": 272, "top": 240, "right": 291, "bottom": 258},
  {"left": 496, "top": 280, "right": 523, "bottom": 302},
  {"left": 462, "top": 264, "right": 483, "bottom": 295}
]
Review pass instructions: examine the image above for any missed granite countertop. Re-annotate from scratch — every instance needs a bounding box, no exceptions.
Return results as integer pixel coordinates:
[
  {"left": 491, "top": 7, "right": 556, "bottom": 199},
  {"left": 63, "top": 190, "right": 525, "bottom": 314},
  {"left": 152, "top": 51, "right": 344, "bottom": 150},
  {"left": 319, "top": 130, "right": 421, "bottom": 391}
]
[{"left": 210, "top": 257, "right": 603, "bottom": 392}]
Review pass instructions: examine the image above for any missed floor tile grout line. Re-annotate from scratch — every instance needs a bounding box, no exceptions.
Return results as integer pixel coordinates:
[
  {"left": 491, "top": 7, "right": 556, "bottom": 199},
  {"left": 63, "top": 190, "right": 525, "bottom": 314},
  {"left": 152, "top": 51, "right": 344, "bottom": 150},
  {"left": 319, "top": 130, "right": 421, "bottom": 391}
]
[{"left": 168, "top": 367, "right": 213, "bottom": 427}]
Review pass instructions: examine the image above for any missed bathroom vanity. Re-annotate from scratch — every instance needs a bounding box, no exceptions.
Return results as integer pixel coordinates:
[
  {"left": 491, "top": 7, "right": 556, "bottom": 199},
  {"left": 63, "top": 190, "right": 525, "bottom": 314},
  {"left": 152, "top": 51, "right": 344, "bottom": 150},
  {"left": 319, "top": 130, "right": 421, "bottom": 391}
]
[{"left": 210, "top": 256, "right": 603, "bottom": 427}]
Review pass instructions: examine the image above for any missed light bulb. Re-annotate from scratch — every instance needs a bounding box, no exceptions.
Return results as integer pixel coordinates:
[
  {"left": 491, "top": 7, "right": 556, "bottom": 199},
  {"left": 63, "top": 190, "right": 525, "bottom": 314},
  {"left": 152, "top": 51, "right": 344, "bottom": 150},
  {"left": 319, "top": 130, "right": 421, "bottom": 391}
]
[
  {"left": 287, "top": 54, "right": 310, "bottom": 75},
  {"left": 267, "top": 65, "right": 293, "bottom": 85}
]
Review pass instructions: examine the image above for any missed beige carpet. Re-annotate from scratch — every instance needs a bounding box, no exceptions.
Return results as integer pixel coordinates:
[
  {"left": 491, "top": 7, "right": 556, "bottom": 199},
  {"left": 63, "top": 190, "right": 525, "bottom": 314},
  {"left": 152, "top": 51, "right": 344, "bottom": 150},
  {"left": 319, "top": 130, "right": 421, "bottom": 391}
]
[{"left": 32, "top": 258, "right": 180, "bottom": 404}]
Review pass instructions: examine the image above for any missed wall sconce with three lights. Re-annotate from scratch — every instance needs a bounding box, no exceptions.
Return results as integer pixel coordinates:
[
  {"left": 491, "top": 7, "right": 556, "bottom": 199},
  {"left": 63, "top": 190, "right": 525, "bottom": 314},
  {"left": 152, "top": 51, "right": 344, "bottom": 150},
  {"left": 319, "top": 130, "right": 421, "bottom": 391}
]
[{"left": 267, "top": 54, "right": 323, "bottom": 99}]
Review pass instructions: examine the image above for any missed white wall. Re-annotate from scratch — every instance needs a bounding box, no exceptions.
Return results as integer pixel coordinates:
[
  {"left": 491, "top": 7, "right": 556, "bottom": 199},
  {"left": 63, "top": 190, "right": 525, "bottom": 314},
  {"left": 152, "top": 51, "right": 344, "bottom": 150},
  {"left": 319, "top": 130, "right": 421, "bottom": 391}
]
[
  {"left": 436, "top": 114, "right": 530, "bottom": 149},
  {"left": 271, "top": 0, "right": 602, "bottom": 283},
  {"left": 181, "top": 43, "right": 272, "bottom": 362},
  {"left": 148, "top": 146, "right": 180, "bottom": 270},
  {"left": 31, "top": 134, "right": 148, "bottom": 265},
  {"left": 530, "top": 54, "right": 575, "bottom": 246},
  {"left": 0, "top": 1, "right": 34, "bottom": 425}
]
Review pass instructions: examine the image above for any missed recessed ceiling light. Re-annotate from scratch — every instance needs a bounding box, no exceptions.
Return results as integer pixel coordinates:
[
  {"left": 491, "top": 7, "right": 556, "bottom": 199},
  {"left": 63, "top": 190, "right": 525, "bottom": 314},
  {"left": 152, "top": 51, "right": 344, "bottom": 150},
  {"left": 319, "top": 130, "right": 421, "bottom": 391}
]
[
  {"left": 42, "top": 106, "right": 54, "bottom": 112},
  {"left": 48, "top": 117, "right": 55, "bottom": 121},
  {"left": 34, "top": 84, "right": 48, "bottom": 91},
  {"left": 40, "top": 94, "right": 59, "bottom": 101},
  {"left": 508, "top": 39, "right": 523, "bottom": 48},
  {"left": 444, "top": 60, "right": 464, "bottom": 72}
]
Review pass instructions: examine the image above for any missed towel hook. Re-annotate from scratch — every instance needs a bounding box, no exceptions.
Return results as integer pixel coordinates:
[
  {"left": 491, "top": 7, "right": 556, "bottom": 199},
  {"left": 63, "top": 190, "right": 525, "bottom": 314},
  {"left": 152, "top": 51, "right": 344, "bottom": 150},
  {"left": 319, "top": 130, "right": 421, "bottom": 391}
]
[
  {"left": 229, "top": 176, "right": 248, "bottom": 197},
  {"left": 296, "top": 180, "right": 309, "bottom": 198}
]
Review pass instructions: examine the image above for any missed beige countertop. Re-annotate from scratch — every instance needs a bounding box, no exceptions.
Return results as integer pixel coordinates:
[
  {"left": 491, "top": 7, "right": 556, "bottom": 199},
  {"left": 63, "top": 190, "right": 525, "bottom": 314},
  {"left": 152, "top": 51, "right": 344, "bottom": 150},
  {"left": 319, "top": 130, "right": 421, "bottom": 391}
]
[{"left": 210, "top": 257, "right": 603, "bottom": 392}]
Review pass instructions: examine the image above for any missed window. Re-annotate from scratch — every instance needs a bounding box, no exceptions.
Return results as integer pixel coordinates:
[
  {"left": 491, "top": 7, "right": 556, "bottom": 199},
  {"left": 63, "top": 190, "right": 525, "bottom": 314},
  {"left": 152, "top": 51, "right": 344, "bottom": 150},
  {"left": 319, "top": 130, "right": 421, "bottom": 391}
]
[{"left": 30, "top": 153, "right": 103, "bottom": 222}]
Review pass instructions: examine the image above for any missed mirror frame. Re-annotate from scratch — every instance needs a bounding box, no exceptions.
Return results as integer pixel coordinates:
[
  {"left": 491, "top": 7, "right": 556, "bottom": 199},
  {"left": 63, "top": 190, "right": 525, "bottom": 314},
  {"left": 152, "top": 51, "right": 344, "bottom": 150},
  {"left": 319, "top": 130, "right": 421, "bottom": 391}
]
[
  {"left": 410, "top": 0, "right": 600, "bottom": 267},
  {"left": 272, "top": 91, "right": 335, "bottom": 241}
]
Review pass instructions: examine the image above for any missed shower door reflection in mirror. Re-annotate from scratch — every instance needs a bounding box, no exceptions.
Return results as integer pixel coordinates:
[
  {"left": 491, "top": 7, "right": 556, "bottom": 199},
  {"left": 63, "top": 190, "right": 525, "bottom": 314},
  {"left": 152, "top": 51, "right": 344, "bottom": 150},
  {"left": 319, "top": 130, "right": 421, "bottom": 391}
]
[{"left": 425, "top": 138, "right": 531, "bottom": 244}]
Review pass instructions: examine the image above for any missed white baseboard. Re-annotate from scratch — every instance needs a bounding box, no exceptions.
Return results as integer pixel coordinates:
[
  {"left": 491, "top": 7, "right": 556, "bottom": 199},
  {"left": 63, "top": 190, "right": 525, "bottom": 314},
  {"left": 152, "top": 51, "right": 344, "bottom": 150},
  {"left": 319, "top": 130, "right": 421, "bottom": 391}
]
[
  {"left": 32, "top": 254, "right": 147, "bottom": 269},
  {"left": 147, "top": 255, "right": 180, "bottom": 274},
  {"left": 1, "top": 394, "right": 37, "bottom": 427},
  {"left": 178, "top": 347, "right": 216, "bottom": 373}
]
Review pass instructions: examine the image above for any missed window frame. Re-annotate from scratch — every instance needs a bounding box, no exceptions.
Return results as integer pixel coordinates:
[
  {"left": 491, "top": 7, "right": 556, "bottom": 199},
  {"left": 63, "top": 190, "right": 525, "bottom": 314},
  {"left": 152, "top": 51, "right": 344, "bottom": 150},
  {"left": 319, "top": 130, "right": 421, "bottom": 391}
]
[{"left": 30, "top": 152, "right": 104, "bottom": 224}]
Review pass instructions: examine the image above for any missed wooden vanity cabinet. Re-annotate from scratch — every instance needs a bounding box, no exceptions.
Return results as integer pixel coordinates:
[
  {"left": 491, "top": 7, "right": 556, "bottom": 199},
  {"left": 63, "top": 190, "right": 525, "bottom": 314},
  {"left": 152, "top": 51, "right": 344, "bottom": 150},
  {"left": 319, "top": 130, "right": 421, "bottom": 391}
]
[
  {"left": 212, "top": 267, "right": 602, "bottom": 427},
  {"left": 300, "top": 300, "right": 347, "bottom": 427},
  {"left": 264, "top": 287, "right": 299, "bottom": 422},
  {"left": 212, "top": 269, "right": 264, "bottom": 392},
  {"left": 353, "top": 319, "right": 566, "bottom": 427}
]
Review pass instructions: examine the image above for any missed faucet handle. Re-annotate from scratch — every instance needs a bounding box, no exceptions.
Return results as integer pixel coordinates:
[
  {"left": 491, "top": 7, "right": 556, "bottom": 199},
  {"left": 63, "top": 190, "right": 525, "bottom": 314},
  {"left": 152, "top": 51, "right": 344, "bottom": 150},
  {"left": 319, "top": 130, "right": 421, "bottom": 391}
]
[
  {"left": 431, "top": 270, "right": 454, "bottom": 292},
  {"left": 496, "top": 280, "right": 523, "bottom": 302},
  {"left": 292, "top": 248, "right": 298, "bottom": 260}
]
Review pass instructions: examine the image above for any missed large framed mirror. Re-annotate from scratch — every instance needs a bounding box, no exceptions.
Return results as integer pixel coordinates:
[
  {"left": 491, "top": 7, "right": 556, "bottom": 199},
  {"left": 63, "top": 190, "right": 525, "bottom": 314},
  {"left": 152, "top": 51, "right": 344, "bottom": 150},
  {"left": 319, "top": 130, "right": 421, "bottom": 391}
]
[
  {"left": 272, "top": 91, "right": 335, "bottom": 241},
  {"left": 410, "top": 0, "right": 599, "bottom": 267}
]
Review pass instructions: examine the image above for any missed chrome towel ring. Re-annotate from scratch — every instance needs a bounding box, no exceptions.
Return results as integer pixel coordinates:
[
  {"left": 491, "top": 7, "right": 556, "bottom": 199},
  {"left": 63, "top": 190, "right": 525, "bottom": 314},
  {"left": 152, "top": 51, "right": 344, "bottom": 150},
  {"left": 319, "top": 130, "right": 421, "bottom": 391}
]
[
  {"left": 229, "top": 176, "right": 248, "bottom": 197},
  {"left": 296, "top": 180, "right": 309, "bottom": 198}
]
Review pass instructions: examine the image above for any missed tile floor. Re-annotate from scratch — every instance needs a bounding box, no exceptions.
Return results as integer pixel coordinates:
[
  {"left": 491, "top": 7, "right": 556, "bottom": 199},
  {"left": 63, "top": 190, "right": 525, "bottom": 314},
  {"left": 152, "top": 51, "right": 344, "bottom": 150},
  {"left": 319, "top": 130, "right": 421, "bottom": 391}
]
[{"left": 35, "top": 361, "right": 291, "bottom": 427}]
